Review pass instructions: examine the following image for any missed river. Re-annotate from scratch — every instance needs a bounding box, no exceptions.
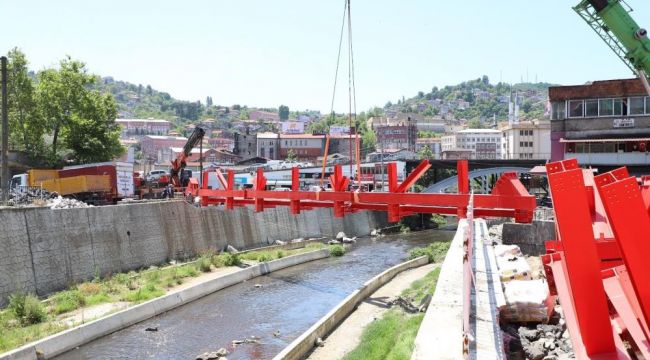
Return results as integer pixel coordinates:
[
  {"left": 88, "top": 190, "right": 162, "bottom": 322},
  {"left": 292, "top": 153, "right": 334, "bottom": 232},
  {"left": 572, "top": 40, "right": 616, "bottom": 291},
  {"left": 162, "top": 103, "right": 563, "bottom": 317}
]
[{"left": 54, "top": 229, "right": 454, "bottom": 360}]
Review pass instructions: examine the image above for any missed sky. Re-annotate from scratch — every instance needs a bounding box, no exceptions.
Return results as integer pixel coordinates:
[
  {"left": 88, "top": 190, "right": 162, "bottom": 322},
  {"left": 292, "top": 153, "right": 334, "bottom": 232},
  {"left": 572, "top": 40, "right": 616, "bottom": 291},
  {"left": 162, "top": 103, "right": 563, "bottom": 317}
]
[{"left": 2, "top": 0, "right": 650, "bottom": 113}]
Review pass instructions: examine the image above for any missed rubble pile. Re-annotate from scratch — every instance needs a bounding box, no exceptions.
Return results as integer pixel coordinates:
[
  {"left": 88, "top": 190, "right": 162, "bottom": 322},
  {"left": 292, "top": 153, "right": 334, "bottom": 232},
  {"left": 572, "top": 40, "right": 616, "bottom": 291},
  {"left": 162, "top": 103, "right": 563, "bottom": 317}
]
[
  {"left": 503, "top": 307, "right": 574, "bottom": 360},
  {"left": 7, "top": 187, "right": 57, "bottom": 206},
  {"left": 48, "top": 196, "right": 90, "bottom": 209},
  {"left": 7, "top": 188, "right": 90, "bottom": 209}
]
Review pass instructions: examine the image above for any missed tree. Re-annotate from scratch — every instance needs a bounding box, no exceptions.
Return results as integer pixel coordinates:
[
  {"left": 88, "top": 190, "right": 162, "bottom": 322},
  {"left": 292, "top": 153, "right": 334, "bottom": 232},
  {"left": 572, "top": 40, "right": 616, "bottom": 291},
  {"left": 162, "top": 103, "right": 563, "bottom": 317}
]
[
  {"left": 286, "top": 148, "right": 297, "bottom": 161},
  {"left": 146, "top": 84, "right": 153, "bottom": 95},
  {"left": 206, "top": 96, "right": 213, "bottom": 107},
  {"left": 467, "top": 118, "right": 484, "bottom": 129},
  {"left": 37, "top": 56, "right": 123, "bottom": 163},
  {"left": 279, "top": 105, "right": 289, "bottom": 120},
  {"left": 361, "top": 128, "right": 377, "bottom": 153},
  {"left": 417, "top": 91, "right": 425, "bottom": 99},
  {"left": 64, "top": 91, "right": 124, "bottom": 163},
  {"left": 6, "top": 48, "right": 46, "bottom": 163},
  {"left": 419, "top": 145, "right": 433, "bottom": 160}
]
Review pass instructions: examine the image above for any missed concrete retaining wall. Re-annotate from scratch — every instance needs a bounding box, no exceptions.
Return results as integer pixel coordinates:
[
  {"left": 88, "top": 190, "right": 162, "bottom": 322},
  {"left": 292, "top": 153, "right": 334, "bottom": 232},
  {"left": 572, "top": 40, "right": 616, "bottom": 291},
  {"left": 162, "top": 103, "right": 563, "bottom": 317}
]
[
  {"left": 273, "top": 255, "right": 429, "bottom": 360},
  {"left": 0, "top": 202, "right": 386, "bottom": 306},
  {"left": 502, "top": 220, "right": 556, "bottom": 255},
  {"left": 0, "top": 249, "right": 330, "bottom": 360}
]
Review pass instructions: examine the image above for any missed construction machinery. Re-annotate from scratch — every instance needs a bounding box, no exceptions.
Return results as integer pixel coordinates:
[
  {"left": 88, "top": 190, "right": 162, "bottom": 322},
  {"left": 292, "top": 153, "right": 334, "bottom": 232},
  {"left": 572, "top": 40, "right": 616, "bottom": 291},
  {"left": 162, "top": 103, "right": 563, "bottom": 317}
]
[
  {"left": 170, "top": 126, "right": 206, "bottom": 188},
  {"left": 575, "top": 0, "right": 650, "bottom": 94}
]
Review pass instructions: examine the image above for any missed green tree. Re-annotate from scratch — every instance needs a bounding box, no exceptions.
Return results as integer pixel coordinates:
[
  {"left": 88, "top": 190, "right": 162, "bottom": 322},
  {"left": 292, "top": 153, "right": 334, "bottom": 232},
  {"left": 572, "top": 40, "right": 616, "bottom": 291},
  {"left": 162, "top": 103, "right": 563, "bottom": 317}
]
[
  {"left": 467, "top": 118, "right": 484, "bottom": 129},
  {"left": 418, "top": 145, "right": 433, "bottom": 159},
  {"left": 37, "top": 56, "right": 123, "bottom": 163},
  {"left": 239, "top": 108, "right": 249, "bottom": 120},
  {"left": 64, "top": 91, "right": 123, "bottom": 163},
  {"left": 361, "top": 128, "right": 377, "bottom": 153},
  {"left": 6, "top": 48, "right": 46, "bottom": 163},
  {"left": 286, "top": 148, "right": 297, "bottom": 161},
  {"left": 279, "top": 105, "right": 290, "bottom": 120}
]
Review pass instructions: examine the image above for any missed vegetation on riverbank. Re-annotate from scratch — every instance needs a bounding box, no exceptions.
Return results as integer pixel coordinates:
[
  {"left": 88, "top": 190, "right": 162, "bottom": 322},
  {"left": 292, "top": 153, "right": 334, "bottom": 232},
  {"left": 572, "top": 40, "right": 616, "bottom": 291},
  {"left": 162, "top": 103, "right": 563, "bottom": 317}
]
[
  {"left": 0, "top": 242, "right": 329, "bottom": 353},
  {"left": 342, "top": 267, "right": 442, "bottom": 360},
  {"left": 409, "top": 241, "right": 451, "bottom": 263}
]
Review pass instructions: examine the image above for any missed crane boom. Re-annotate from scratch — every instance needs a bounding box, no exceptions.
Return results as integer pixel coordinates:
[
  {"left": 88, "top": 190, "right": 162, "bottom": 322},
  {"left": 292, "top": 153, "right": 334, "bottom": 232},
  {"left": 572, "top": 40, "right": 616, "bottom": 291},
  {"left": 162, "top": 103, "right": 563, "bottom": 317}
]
[
  {"left": 575, "top": 0, "right": 650, "bottom": 94},
  {"left": 170, "top": 126, "right": 206, "bottom": 187}
]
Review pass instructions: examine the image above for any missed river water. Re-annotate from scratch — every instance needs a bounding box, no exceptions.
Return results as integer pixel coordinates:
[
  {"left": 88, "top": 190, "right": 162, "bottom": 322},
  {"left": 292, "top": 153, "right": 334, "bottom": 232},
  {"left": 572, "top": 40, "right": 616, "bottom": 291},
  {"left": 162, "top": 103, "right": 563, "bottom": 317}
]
[{"left": 54, "top": 229, "right": 454, "bottom": 360}]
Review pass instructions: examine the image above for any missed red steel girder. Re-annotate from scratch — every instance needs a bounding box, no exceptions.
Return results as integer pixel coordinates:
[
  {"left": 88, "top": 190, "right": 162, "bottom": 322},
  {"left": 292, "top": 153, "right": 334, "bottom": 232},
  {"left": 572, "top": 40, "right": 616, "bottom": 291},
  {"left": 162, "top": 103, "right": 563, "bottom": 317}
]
[
  {"left": 546, "top": 159, "right": 617, "bottom": 355},
  {"left": 196, "top": 161, "right": 536, "bottom": 224},
  {"left": 543, "top": 253, "right": 629, "bottom": 359},
  {"left": 595, "top": 172, "right": 650, "bottom": 338},
  {"left": 396, "top": 160, "right": 431, "bottom": 193}
]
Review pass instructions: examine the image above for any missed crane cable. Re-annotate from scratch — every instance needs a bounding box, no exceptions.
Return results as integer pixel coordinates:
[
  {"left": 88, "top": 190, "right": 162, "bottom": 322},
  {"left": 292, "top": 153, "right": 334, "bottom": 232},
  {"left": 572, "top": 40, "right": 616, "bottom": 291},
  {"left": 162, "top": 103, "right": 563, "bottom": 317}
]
[
  {"left": 320, "top": 0, "right": 360, "bottom": 188},
  {"left": 321, "top": 0, "right": 347, "bottom": 187}
]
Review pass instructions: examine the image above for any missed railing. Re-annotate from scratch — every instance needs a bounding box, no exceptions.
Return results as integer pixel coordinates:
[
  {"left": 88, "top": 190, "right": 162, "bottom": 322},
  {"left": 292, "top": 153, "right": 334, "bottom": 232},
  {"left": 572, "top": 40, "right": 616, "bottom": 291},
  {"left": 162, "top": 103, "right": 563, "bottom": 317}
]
[{"left": 462, "top": 192, "right": 475, "bottom": 358}]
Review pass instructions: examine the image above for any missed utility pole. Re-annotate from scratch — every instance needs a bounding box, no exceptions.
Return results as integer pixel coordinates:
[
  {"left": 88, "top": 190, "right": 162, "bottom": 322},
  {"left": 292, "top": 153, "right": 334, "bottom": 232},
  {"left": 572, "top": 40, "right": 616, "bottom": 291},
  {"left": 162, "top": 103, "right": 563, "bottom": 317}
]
[
  {"left": 379, "top": 126, "right": 384, "bottom": 190},
  {"left": 199, "top": 138, "right": 203, "bottom": 188},
  {"left": 1, "top": 56, "right": 8, "bottom": 205}
]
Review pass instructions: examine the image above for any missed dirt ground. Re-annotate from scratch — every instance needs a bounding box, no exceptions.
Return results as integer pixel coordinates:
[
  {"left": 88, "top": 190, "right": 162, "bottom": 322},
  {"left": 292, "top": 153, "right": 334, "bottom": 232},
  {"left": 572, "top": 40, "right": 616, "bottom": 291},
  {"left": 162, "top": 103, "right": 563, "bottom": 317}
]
[{"left": 307, "top": 263, "right": 439, "bottom": 360}]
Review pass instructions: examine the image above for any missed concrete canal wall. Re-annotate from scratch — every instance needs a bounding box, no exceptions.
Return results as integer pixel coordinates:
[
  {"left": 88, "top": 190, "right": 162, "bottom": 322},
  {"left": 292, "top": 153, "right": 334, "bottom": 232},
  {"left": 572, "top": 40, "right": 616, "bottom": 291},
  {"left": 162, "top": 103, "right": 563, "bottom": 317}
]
[{"left": 0, "top": 201, "right": 386, "bottom": 306}]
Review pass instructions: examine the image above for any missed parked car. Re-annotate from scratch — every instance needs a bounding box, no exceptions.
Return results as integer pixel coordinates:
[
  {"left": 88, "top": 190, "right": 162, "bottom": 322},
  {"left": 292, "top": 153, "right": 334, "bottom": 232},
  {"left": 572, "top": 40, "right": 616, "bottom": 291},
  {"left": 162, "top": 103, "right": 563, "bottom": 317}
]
[{"left": 146, "top": 170, "right": 167, "bottom": 182}]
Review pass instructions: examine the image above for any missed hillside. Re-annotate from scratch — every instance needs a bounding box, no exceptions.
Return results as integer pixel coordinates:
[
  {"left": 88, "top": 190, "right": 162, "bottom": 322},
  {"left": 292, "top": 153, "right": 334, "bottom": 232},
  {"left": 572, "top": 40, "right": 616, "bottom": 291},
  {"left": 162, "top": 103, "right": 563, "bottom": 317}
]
[{"left": 385, "top": 76, "right": 557, "bottom": 125}]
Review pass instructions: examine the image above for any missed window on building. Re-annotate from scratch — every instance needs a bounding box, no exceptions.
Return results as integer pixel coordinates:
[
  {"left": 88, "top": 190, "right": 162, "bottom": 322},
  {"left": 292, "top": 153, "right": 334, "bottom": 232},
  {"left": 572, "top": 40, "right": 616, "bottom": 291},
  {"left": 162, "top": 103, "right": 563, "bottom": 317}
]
[
  {"left": 520, "top": 141, "right": 524, "bottom": 147},
  {"left": 519, "top": 130, "right": 524, "bottom": 136},
  {"left": 569, "top": 100, "right": 584, "bottom": 118},
  {"left": 614, "top": 98, "right": 625, "bottom": 116},
  {"left": 585, "top": 100, "right": 598, "bottom": 117},
  {"left": 528, "top": 141, "right": 533, "bottom": 147},
  {"left": 630, "top": 97, "right": 645, "bottom": 115},
  {"left": 599, "top": 99, "right": 614, "bottom": 116},
  {"left": 551, "top": 102, "right": 566, "bottom": 120}
]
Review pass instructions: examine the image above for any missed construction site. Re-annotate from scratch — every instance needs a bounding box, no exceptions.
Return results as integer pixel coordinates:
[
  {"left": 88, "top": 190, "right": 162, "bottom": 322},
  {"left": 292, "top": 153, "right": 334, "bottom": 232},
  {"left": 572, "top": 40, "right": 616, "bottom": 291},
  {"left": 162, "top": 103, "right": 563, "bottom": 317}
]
[{"left": 2, "top": 0, "right": 650, "bottom": 359}]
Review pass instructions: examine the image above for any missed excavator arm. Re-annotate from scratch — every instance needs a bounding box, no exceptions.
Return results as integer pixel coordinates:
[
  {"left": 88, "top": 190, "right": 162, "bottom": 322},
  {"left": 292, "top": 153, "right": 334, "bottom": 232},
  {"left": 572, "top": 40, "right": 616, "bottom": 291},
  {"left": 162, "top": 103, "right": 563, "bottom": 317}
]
[
  {"left": 575, "top": 0, "right": 650, "bottom": 94},
  {"left": 170, "top": 126, "right": 206, "bottom": 187}
]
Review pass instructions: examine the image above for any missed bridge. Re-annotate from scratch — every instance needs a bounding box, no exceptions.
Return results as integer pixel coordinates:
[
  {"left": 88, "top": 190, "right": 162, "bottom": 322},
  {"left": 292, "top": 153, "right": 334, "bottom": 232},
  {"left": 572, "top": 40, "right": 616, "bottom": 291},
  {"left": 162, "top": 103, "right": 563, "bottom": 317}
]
[{"left": 423, "top": 167, "right": 532, "bottom": 193}]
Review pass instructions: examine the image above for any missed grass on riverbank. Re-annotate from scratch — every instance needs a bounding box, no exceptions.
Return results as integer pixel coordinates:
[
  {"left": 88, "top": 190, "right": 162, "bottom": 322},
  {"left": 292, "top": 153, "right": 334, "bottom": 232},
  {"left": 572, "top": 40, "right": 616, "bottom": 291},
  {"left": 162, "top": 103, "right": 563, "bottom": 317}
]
[
  {"left": 342, "top": 267, "right": 442, "bottom": 360},
  {"left": 0, "top": 242, "right": 330, "bottom": 354},
  {"left": 408, "top": 241, "right": 451, "bottom": 263}
]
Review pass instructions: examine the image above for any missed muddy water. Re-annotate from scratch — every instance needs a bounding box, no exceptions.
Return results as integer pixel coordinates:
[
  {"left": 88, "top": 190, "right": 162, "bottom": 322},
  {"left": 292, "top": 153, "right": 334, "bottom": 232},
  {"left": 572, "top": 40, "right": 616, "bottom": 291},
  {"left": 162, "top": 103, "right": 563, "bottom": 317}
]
[{"left": 54, "top": 229, "right": 454, "bottom": 360}]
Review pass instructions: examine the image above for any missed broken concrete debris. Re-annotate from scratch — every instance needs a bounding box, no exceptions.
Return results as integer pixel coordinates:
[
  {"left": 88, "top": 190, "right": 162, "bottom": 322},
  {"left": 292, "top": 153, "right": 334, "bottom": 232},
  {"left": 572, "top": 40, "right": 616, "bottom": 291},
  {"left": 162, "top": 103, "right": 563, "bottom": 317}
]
[
  {"left": 195, "top": 347, "right": 228, "bottom": 360},
  {"left": 7, "top": 188, "right": 90, "bottom": 209}
]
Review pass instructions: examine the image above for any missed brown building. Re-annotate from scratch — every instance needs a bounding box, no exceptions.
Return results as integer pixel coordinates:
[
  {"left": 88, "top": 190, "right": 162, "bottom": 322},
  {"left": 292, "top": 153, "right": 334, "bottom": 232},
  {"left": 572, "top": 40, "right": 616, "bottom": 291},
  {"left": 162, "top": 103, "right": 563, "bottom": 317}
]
[
  {"left": 373, "top": 117, "right": 418, "bottom": 151},
  {"left": 141, "top": 135, "right": 188, "bottom": 158},
  {"left": 279, "top": 134, "right": 325, "bottom": 160},
  {"left": 549, "top": 78, "right": 650, "bottom": 165}
]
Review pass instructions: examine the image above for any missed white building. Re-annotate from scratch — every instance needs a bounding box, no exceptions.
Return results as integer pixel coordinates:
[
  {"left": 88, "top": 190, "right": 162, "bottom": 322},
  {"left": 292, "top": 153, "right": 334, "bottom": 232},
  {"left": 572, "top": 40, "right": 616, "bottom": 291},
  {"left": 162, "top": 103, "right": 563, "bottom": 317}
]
[
  {"left": 441, "top": 129, "right": 502, "bottom": 159},
  {"left": 115, "top": 119, "right": 171, "bottom": 138},
  {"left": 500, "top": 120, "right": 551, "bottom": 160}
]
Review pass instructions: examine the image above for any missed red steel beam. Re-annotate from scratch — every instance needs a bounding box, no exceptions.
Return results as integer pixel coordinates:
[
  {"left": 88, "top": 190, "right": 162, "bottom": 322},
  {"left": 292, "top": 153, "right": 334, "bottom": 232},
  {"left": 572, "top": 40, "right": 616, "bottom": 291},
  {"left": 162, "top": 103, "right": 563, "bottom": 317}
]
[
  {"left": 546, "top": 160, "right": 617, "bottom": 355},
  {"left": 596, "top": 174, "right": 650, "bottom": 338},
  {"left": 396, "top": 160, "right": 431, "bottom": 193}
]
